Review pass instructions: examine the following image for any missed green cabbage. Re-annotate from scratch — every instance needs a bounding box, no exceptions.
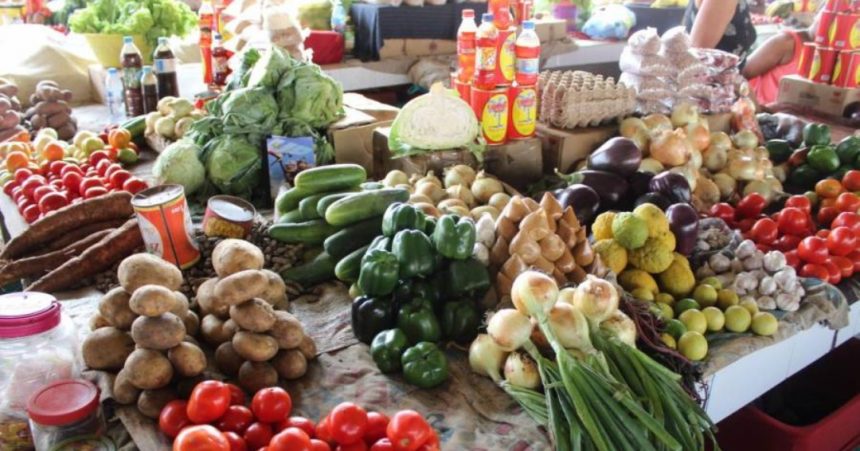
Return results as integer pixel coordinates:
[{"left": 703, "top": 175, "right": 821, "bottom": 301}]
[
  {"left": 152, "top": 139, "right": 206, "bottom": 195},
  {"left": 276, "top": 62, "right": 344, "bottom": 128},
  {"left": 388, "top": 84, "right": 479, "bottom": 156},
  {"left": 247, "top": 46, "right": 295, "bottom": 90},
  {"left": 219, "top": 87, "right": 279, "bottom": 136},
  {"left": 204, "top": 135, "right": 262, "bottom": 197}
]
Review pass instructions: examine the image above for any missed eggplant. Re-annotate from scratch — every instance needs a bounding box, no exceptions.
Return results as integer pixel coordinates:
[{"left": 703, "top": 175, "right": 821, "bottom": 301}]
[
  {"left": 634, "top": 192, "right": 672, "bottom": 211},
  {"left": 587, "top": 137, "right": 642, "bottom": 177},
  {"left": 556, "top": 184, "right": 600, "bottom": 225},
  {"left": 566, "top": 170, "right": 629, "bottom": 208},
  {"left": 666, "top": 203, "right": 699, "bottom": 256},
  {"left": 648, "top": 172, "right": 691, "bottom": 204},
  {"left": 628, "top": 171, "right": 654, "bottom": 198}
]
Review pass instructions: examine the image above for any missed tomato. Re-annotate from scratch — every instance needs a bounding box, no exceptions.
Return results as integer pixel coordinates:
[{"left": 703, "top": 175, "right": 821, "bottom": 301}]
[
  {"left": 243, "top": 422, "right": 273, "bottom": 450},
  {"left": 109, "top": 169, "right": 132, "bottom": 190},
  {"left": 311, "top": 439, "right": 333, "bottom": 451},
  {"left": 800, "top": 263, "right": 830, "bottom": 281},
  {"left": 831, "top": 212, "right": 860, "bottom": 234},
  {"left": 709, "top": 202, "right": 735, "bottom": 223},
  {"left": 817, "top": 206, "right": 840, "bottom": 229},
  {"left": 47, "top": 160, "right": 67, "bottom": 176},
  {"left": 831, "top": 256, "right": 854, "bottom": 278},
  {"left": 750, "top": 218, "right": 778, "bottom": 245},
  {"left": 251, "top": 387, "right": 293, "bottom": 423},
  {"left": 386, "top": 411, "right": 433, "bottom": 451},
  {"left": 826, "top": 226, "right": 856, "bottom": 256},
  {"left": 62, "top": 171, "right": 83, "bottom": 194},
  {"left": 316, "top": 415, "right": 334, "bottom": 444},
  {"left": 824, "top": 261, "right": 842, "bottom": 284},
  {"left": 16, "top": 196, "right": 32, "bottom": 212},
  {"left": 369, "top": 439, "right": 394, "bottom": 451},
  {"left": 79, "top": 177, "right": 103, "bottom": 192},
  {"left": 60, "top": 164, "right": 82, "bottom": 177},
  {"left": 159, "top": 400, "right": 192, "bottom": 439},
  {"left": 172, "top": 425, "right": 230, "bottom": 451},
  {"left": 223, "top": 431, "right": 248, "bottom": 451},
  {"left": 104, "top": 163, "right": 123, "bottom": 180},
  {"left": 777, "top": 207, "right": 809, "bottom": 235},
  {"left": 816, "top": 179, "right": 844, "bottom": 199},
  {"left": 337, "top": 441, "right": 368, "bottom": 451},
  {"left": 84, "top": 186, "right": 108, "bottom": 199},
  {"left": 21, "top": 176, "right": 46, "bottom": 200},
  {"left": 32, "top": 185, "right": 55, "bottom": 204},
  {"left": 736, "top": 193, "right": 767, "bottom": 219},
  {"left": 216, "top": 405, "right": 255, "bottom": 434},
  {"left": 773, "top": 234, "right": 802, "bottom": 252},
  {"left": 277, "top": 417, "right": 315, "bottom": 437},
  {"left": 221, "top": 383, "right": 245, "bottom": 406},
  {"left": 3, "top": 180, "right": 18, "bottom": 197},
  {"left": 835, "top": 192, "right": 860, "bottom": 213},
  {"left": 13, "top": 168, "right": 33, "bottom": 185},
  {"left": 415, "top": 435, "right": 440, "bottom": 451},
  {"left": 89, "top": 150, "right": 111, "bottom": 167},
  {"left": 49, "top": 179, "right": 64, "bottom": 191},
  {"left": 363, "top": 412, "right": 389, "bottom": 445},
  {"left": 330, "top": 403, "right": 368, "bottom": 446},
  {"left": 270, "top": 428, "right": 313, "bottom": 451},
  {"left": 122, "top": 177, "right": 148, "bottom": 194},
  {"left": 848, "top": 251, "right": 860, "bottom": 272},
  {"left": 22, "top": 204, "right": 40, "bottom": 223},
  {"left": 843, "top": 170, "right": 860, "bottom": 191},
  {"left": 187, "top": 380, "right": 231, "bottom": 424},
  {"left": 816, "top": 229, "right": 831, "bottom": 239},
  {"left": 784, "top": 195, "right": 812, "bottom": 215},
  {"left": 798, "top": 236, "right": 829, "bottom": 264},
  {"left": 38, "top": 192, "right": 68, "bottom": 214},
  {"left": 95, "top": 158, "right": 112, "bottom": 177}
]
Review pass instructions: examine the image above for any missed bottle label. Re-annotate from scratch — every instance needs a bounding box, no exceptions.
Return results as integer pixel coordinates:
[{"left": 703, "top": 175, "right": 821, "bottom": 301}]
[
  {"left": 516, "top": 57, "right": 539, "bottom": 75},
  {"left": 214, "top": 55, "right": 229, "bottom": 76},
  {"left": 457, "top": 37, "right": 475, "bottom": 55},
  {"left": 122, "top": 67, "right": 142, "bottom": 89},
  {"left": 511, "top": 86, "right": 536, "bottom": 137},
  {"left": 155, "top": 58, "right": 176, "bottom": 74},
  {"left": 475, "top": 43, "right": 496, "bottom": 72},
  {"left": 481, "top": 92, "right": 508, "bottom": 144},
  {"left": 498, "top": 32, "right": 516, "bottom": 82}
]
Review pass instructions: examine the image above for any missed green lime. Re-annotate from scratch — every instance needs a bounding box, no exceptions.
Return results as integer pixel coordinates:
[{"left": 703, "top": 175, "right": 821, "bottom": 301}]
[
  {"left": 679, "top": 309, "right": 707, "bottom": 335},
  {"left": 702, "top": 307, "right": 725, "bottom": 332},
  {"left": 657, "top": 302, "right": 674, "bottom": 320},
  {"left": 699, "top": 276, "right": 723, "bottom": 290},
  {"left": 674, "top": 298, "right": 700, "bottom": 316},
  {"left": 725, "top": 305, "right": 752, "bottom": 333},
  {"left": 678, "top": 331, "right": 708, "bottom": 361},
  {"left": 717, "top": 289, "right": 739, "bottom": 310},
  {"left": 665, "top": 319, "right": 687, "bottom": 340},
  {"left": 751, "top": 312, "right": 778, "bottom": 336}
]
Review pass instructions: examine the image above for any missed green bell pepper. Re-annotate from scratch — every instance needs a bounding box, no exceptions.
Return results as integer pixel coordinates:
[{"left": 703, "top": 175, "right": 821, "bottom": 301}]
[
  {"left": 382, "top": 203, "right": 427, "bottom": 237},
  {"left": 368, "top": 235, "right": 391, "bottom": 252},
  {"left": 397, "top": 299, "right": 441, "bottom": 344},
  {"left": 765, "top": 139, "right": 793, "bottom": 164},
  {"left": 351, "top": 296, "right": 396, "bottom": 344},
  {"left": 803, "top": 123, "right": 831, "bottom": 147},
  {"left": 788, "top": 164, "right": 821, "bottom": 190},
  {"left": 392, "top": 229, "right": 435, "bottom": 279},
  {"left": 445, "top": 258, "right": 491, "bottom": 297},
  {"left": 423, "top": 216, "right": 437, "bottom": 236},
  {"left": 432, "top": 215, "right": 476, "bottom": 260},
  {"left": 370, "top": 328, "right": 409, "bottom": 373},
  {"left": 441, "top": 300, "right": 481, "bottom": 344},
  {"left": 412, "top": 279, "right": 444, "bottom": 310},
  {"left": 835, "top": 136, "right": 860, "bottom": 166},
  {"left": 807, "top": 145, "right": 840, "bottom": 173},
  {"left": 401, "top": 342, "right": 449, "bottom": 388},
  {"left": 358, "top": 249, "right": 399, "bottom": 296}
]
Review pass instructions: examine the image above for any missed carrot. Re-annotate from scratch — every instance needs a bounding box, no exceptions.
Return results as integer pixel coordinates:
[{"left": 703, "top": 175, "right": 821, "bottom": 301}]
[
  {"left": 1, "top": 192, "right": 134, "bottom": 260},
  {"left": 31, "top": 218, "right": 128, "bottom": 255},
  {"left": 0, "top": 229, "right": 112, "bottom": 286},
  {"left": 27, "top": 219, "right": 143, "bottom": 293}
]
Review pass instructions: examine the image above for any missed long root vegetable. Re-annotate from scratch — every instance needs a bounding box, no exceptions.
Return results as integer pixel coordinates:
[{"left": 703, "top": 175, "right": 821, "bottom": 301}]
[
  {"left": 34, "top": 219, "right": 128, "bottom": 254},
  {"left": 0, "top": 229, "right": 111, "bottom": 286}
]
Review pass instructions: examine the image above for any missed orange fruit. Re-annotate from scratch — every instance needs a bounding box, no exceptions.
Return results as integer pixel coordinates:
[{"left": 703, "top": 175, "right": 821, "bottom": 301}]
[
  {"left": 41, "top": 142, "right": 64, "bottom": 162},
  {"left": 5, "top": 150, "right": 29, "bottom": 172},
  {"left": 815, "top": 179, "right": 844, "bottom": 199}
]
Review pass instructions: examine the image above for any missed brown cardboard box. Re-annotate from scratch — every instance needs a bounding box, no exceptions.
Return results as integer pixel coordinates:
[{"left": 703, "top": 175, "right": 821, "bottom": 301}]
[
  {"left": 378, "top": 39, "right": 457, "bottom": 59},
  {"left": 372, "top": 127, "right": 477, "bottom": 178},
  {"left": 533, "top": 18, "right": 568, "bottom": 43},
  {"left": 537, "top": 123, "right": 617, "bottom": 174},
  {"left": 483, "top": 138, "right": 543, "bottom": 189},
  {"left": 343, "top": 93, "right": 400, "bottom": 122},
  {"left": 328, "top": 107, "right": 392, "bottom": 174},
  {"left": 777, "top": 75, "right": 860, "bottom": 118}
]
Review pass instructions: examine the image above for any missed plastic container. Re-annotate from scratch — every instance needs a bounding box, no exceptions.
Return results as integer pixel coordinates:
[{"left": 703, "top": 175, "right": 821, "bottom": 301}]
[
  {"left": 514, "top": 20, "right": 540, "bottom": 86},
  {"left": 27, "top": 379, "right": 109, "bottom": 450},
  {"left": 456, "top": 9, "right": 478, "bottom": 83},
  {"left": 120, "top": 36, "right": 144, "bottom": 117},
  {"left": 474, "top": 13, "right": 498, "bottom": 90},
  {"left": 105, "top": 68, "right": 125, "bottom": 124}
]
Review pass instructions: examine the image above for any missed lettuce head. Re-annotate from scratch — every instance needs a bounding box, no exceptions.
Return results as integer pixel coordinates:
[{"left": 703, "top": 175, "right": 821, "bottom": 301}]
[
  {"left": 152, "top": 139, "right": 206, "bottom": 194},
  {"left": 219, "top": 87, "right": 279, "bottom": 136},
  {"left": 276, "top": 61, "right": 344, "bottom": 128},
  {"left": 204, "top": 135, "right": 262, "bottom": 197}
]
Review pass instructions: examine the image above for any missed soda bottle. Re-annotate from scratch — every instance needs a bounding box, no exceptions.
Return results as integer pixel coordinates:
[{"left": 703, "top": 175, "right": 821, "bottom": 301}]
[
  {"left": 489, "top": 0, "right": 512, "bottom": 30},
  {"left": 141, "top": 67, "right": 158, "bottom": 114},
  {"left": 199, "top": 0, "right": 215, "bottom": 85},
  {"left": 515, "top": 20, "right": 540, "bottom": 86},
  {"left": 457, "top": 9, "right": 478, "bottom": 83},
  {"left": 105, "top": 68, "right": 125, "bottom": 123},
  {"left": 212, "top": 33, "right": 231, "bottom": 87},
  {"left": 153, "top": 37, "right": 179, "bottom": 99},
  {"left": 120, "top": 36, "right": 144, "bottom": 117},
  {"left": 331, "top": 0, "right": 347, "bottom": 34},
  {"left": 474, "top": 13, "right": 498, "bottom": 90}
]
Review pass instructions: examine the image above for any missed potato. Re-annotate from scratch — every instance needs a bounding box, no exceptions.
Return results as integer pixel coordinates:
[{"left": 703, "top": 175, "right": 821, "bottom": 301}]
[
  {"left": 168, "top": 342, "right": 206, "bottom": 377},
  {"left": 212, "top": 239, "right": 265, "bottom": 277},
  {"left": 196, "top": 278, "right": 229, "bottom": 318},
  {"left": 137, "top": 388, "right": 176, "bottom": 419},
  {"left": 118, "top": 253, "right": 183, "bottom": 292},
  {"left": 215, "top": 342, "right": 244, "bottom": 377},
  {"left": 89, "top": 314, "right": 111, "bottom": 331},
  {"left": 125, "top": 349, "right": 173, "bottom": 390},
  {"left": 213, "top": 270, "right": 268, "bottom": 306},
  {"left": 298, "top": 334, "right": 318, "bottom": 360},
  {"left": 113, "top": 369, "right": 140, "bottom": 405},
  {"left": 131, "top": 313, "right": 185, "bottom": 350},
  {"left": 238, "top": 361, "right": 278, "bottom": 393},
  {"left": 82, "top": 327, "right": 135, "bottom": 370},
  {"left": 200, "top": 314, "right": 238, "bottom": 346},
  {"left": 229, "top": 298, "right": 276, "bottom": 332},
  {"left": 269, "top": 311, "right": 304, "bottom": 349},
  {"left": 98, "top": 287, "right": 135, "bottom": 329},
  {"left": 259, "top": 270, "right": 288, "bottom": 308},
  {"left": 170, "top": 292, "right": 190, "bottom": 317},
  {"left": 129, "top": 285, "right": 176, "bottom": 317},
  {"left": 232, "top": 331, "right": 278, "bottom": 362},
  {"left": 183, "top": 311, "right": 200, "bottom": 337},
  {"left": 272, "top": 349, "right": 307, "bottom": 380}
]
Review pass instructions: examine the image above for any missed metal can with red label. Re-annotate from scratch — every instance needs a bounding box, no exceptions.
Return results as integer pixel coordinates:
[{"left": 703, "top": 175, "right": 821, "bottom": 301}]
[
  {"left": 810, "top": 46, "right": 839, "bottom": 83},
  {"left": 471, "top": 86, "right": 509, "bottom": 145},
  {"left": 817, "top": 10, "right": 838, "bottom": 45},
  {"left": 831, "top": 12, "right": 860, "bottom": 49},
  {"left": 798, "top": 42, "right": 817, "bottom": 78},
  {"left": 507, "top": 84, "right": 537, "bottom": 140},
  {"left": 203, "top": 195, "right": 256, "bottom": 238},
  {"left": 452, "top": 77, "right": 472, "bottom": 106},
  {"left": 824, "top": 0, "right": 853, "bottom": 11},
  {"left": 513, "top": 0, "right": 533, "bottom": 25},
  {"left": 843, "top": 51, "right": 860, "bottom": 87},
  {"left": 832, "top": 50, "right": 853, "bottom": 86},
  {"left": 494, "top": 28, "right": 516, "bottom": 86},
  {"left": 131, "top": 184, "right": 200, "bottom": 269}
]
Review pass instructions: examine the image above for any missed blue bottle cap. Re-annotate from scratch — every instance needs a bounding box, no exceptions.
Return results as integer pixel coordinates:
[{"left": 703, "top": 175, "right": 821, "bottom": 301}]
[
  {"left": 158, "top": 37, "right": 168, "bottom": 45},
  {"left": 482, "top": 13, "right": 494, "bottom": 23},
  {"left": 123, "top": 36, "right": 133, "bottom": 44},
  {"left": 523, "top": 20, "right": 535, "bottom": 30},
  {"left": 142, "top": 66, "right": 152, "bottom": 74},
  {"left": 107, "top": 67, "right": 118, "bottom": 74}
]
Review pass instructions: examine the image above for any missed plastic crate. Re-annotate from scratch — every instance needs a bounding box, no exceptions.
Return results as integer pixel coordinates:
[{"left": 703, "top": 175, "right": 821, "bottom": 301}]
[{"left": 716, "top": 338, "right": 860, "bottom": 451}]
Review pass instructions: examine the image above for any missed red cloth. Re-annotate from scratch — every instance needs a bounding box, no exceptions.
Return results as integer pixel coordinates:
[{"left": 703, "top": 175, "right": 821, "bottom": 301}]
[
  {"left": 304, "top": 31, "right": 344, "bottom": 65},
  {"left": 749, "top": 30, "right": 804, "bottom": 105}
]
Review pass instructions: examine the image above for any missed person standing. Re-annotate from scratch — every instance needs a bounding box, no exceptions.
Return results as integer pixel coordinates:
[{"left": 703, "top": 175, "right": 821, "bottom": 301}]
[{"left": 684, "top": 0, "right": 758, "bottom": 63}]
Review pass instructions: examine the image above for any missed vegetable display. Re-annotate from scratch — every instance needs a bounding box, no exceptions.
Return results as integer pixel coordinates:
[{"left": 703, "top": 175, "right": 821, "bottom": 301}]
[{"left": 68, "top": 0, "right": 197, "bottom": 50}]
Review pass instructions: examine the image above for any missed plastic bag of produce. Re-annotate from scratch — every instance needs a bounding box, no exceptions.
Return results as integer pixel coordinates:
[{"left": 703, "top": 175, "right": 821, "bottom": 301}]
[
  {"left": 204, "top": 134, "right": 263, "bottom": 197},
  {"left": 582, "top": 5, "right": 635, "bottom": 40}
]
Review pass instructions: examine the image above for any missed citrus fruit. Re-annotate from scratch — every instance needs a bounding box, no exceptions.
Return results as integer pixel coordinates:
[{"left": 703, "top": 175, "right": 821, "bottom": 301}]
[
  {"left": 674, "top": 298, "right": 700, "bottom": 316},
  {"left": 654, "top": 293, "right": 675, "bottom": 305},
  {"left": 702, "top": 307, "right": 725, "bottom": 332},
  {"left": 657, "top": 302, "right": 674, "bottom": 320},
  {"left": 693, "top": 284, "right": 718, "bottom": 308},
  {"left": 699, "top": 276, "right": 723, "bottom": 290},
  {"left": 725, "top": 305, "right": 752, "bottom": 333},
  {"left": 739, "top": 299, "right": 759, "bottom": 316},
  {"left": 751, "top": 312, "right": 778, "bottom": 336},
  {"left": 678, "top": 331, "right": 708, "bottom": 361},
  {"left": 665, "top": 319, "right": 687, "bottom": 340},
  {"left": 679, "top": 309, "right": 707, "bottom": 334},
  {"left": 660, "top": 333, "right": 676, "bottom": 349},
  {"left": 717, "top": 289, "right": 739, "bottom": 310}
]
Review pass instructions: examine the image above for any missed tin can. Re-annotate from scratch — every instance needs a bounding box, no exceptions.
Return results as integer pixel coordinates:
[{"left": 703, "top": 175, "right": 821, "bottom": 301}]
[
  {"left": 495, "top": 28, "right": 516, "bottom": 86},
  {"left": 507, "top": 84, "right": 537, "bottom": 139},
  {"left": 843, "top": 51, "right": 860, "bottom": 87},
  {"left": 831, "top": 12, "right": 860, "bottom": 49},
  {"left": 452, "top": 77, "right": 472, "bottom": 106},
  {"left": 824, "top": 0, "right": 852, "bottom": 11},
  {"left": 203, "top": 195, "right": 256, "bottom": 238},
  {"left": 131, "top": 184, "right": 200, "bottom": 269},
  {"left": 810, "top": 46, "right": 839, "bottom": 83},
  {"left": 832, "top": 50, "right": 853, "bottom": 86},
  {"left": 798, "top": 42, "right": 817, "bottom": 78},
  {"left": 817, "top": 10, "right": 838, "bottom": 45},
  {"left": 471, "top": 86, "right": 509, "bottom": 145},
  {"left": 513, "top": 0, "right": 533, "bottom": 25}
]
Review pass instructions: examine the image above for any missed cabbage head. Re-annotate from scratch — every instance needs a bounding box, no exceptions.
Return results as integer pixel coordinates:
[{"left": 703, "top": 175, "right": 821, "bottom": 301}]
[
  {"left": 204, "top": 135, "right": 262, "bottom": 197},
  {"left": 152, "top": 139, "right": 206, "bottom": 194},
  {"left": 388, "top": 84, "right": 479, "bottom": 155},
  {"left": 276, "top": 61, "right": 343, "bottom": 128},
  {"left": 247, "top": 46, "right": 294, "bottom": 90},
  {"left": 220, "top": 87, "right": 279, "bottom": 136}
]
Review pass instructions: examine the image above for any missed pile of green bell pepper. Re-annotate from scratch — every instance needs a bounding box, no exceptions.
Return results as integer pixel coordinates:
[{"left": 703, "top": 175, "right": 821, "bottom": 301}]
[
  {"left": 370, "top": 330, "right": 449, "bottom": 388},
  {"left": 783, "top": 124, "right": 860, "bottom": 191}
]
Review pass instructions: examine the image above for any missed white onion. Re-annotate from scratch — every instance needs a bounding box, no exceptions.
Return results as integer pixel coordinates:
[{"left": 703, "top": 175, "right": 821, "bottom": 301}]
[
  {"left": 600, "top": 310, "right": 637, "bottom": 347},
  {"left": 471, "top": 172, "right": 504, "bottom": 203},
  {"left": 503, "top": 351, "right": 541, "bottom": 389},
  {"left": 671, "top": 103, "right": 699, "bottom": 128},
  {"left": 383, "top": 170, "right": 409, "bottom": 187},
  {"left": 511, "top": 271, "right": 559, "bottom": 317},
  {"left": 469, "top": 334, "right": 508, "bottom": 382},
  {"left": 571, "top": 275, "right": 619, "bottom": 325},
  {"left": 444, "top": 164, "right": 476, "bottom": 188},
  {"left": 548, "top": 302, "right": 593, "bottom": 352},
  {"left": 487, "top": 309, "right": 533, "bottom": 352}
]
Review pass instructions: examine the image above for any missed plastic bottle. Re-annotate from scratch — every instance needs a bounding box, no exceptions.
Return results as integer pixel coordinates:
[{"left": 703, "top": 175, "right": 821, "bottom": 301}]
[
  {"left": 331, "top": 0, "right": 347, "bottom": 34},
  {"left": 120, "top": 36, "right": 144, "bottom": 117},
  {"left": 153, "top": 37, "right": 179, "bottom": 99},
  {"left": 457, "top": 9, "right": 478, "bottom": 83},
  {"left": 212, "top": 33, "right": 231, "bottom": 87},
  {"left": 199, "top": 0, "right": 215, "bottom": 85},
  {"left": 515, "top": 20, "right": 540, "bottom": 86},
  {"left": 474, "top": 13, "right": 498, "bottom": 90},
  {"left": 105, "top": 68, "right": 125, "bottom": 123},
  {"left": 489, "top": 0, "right": 512, "bottom": 30},
  {"left": 141, "top": 67, "right": 158, "bottom": 114}
]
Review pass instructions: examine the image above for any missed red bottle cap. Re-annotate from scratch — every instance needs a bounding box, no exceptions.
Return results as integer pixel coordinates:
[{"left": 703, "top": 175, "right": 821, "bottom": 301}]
[{"left": 27, "top": 379, "right": 100, "bottom": 426}]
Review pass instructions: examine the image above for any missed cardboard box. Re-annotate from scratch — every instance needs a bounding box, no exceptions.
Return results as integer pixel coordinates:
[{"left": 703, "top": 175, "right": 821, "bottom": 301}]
[
  {"left": 328, "top": 107, "right": 392, "bottom": 174},
  {"left": 378, "top": 39, "right": 457, "bottom": 59},
  {"left": 537, "top": 123, "right": 617, "bottom": 174},
  {"left": 343, "top": 93, "right": 400, "bottom": 122},
  {"left": 533, "top": 18, "right": 568, "bottom": 43},
  {"left": 777, "top": 75, "right": 860, "bottom": 119},
  {"left": 483, "top": 138, "right": 543, "bottom": 189},
  {"left": 372, "top": 127, "right": 477, "bottom": 179}
]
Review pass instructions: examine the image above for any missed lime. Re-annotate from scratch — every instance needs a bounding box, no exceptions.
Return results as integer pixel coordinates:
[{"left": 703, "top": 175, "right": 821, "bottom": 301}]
[
  {"left": 679, "top": 309, "right": 707, "bottom": 334},
  {"left": 660, "top": 333, "right": 677, "bottom": 349},
  {"left": 702, "top": 307, "right": 725, "bottom": 332},
  {"left": 655, "top": 293, "right": 675, "bottom": 305},
  {"left": 693, "top": 284, "right": 718, "bottom": 308},
  {"left": 751, "top": 312, "right": 779, "bottom": 336},
  {"left": 699, "top": 276, "right": 723, "bottom": 290},
  {"left": 725, "top": 305, "right": 752, "bottom": 333},
  {"left": 674, "top": 298, "right": 700, "bottom": 316},
  {"left": 678, "top": 331, "right": 708, "bottom": 361},
  {"left": 665, "top": 319, "right": 687, "bottom": 340},
  {"left": 740, "top": 299, "right": 759, "bottom": 316},
  {"left": 657, "top": 302, "right": 674, "bottom": 320},
  {"left": 631, "top": 287, "right": 655, "bottom": 302},
  {"left": 717, "top": 289, "right": 739, "bottom": 310}
]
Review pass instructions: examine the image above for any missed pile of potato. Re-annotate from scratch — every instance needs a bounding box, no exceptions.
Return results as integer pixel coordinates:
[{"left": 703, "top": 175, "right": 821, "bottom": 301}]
[
  {"left": 196, "top": 239, "right": 317, "bottom": 393},
  {"left": 0, "top": 78, "right": 24, "bottom": 142},
  {"left": 82, "top": 253, "right": 202, "bottom": 418},
  {"left": 24, "top": 80, "right": 76, "bottom": 140}
]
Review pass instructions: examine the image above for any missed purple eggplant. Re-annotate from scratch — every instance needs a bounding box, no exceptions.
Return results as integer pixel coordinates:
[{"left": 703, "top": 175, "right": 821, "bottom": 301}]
[
  {"left": 556, "top": 184, "right": 600, "bottom": 225},
  {"left": 666, "top": 203, "right": 699, "bottom": 255},
  {"left": 634, "top": 192, "right": 672, "bottom": 211},
  {"left": 566, "top": 170, "right": 629, "bottom": 207},
  {"left": 587, "top": 137, "right": 642, "bottom": 177},
  {"left": 629, "top": 171, "right": 654, "bottom": 198},
  {"left": 648, "top": 172, "right": 691, "bottom": 204}
]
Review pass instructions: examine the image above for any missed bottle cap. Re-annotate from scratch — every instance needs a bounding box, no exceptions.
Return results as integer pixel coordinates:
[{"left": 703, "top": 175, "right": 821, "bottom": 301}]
[
  {"left": 214, "top": 33, "right": 222, "bottom": 40},
  {"left": 123, "top": 36, "right": 133, "bottom": 44},
  {"left": 142, "top": 67, "right": 152, "bottom": 74},
  {"left": 463, "top": 9, "right": 474, "bottom": 18},
  {"left": 523, "top": 20, "right": 535, "bottom": 30},
  {"left": 158, "top": 37, "right": 168, "bottom": 45},
  {"left": 482, "top": 13, "right": 493, "bottom": 23}
]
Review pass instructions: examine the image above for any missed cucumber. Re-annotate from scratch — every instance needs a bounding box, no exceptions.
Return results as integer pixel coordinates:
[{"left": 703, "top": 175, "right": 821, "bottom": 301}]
[
  {"left": 323, "top": 216, "right": 383, "bottom": 259},
  {"left": 280, "top": 252, "right": 336, "bottom": 286},
  {"left": 120, "top": 115, "right": 146, "bottom": 139},
  {"left": 294, "top": 164, "right": 367, "bottom": 193},
  {"left": 334, "top": 245, "right": 369, "bottom": 283},
  {"left": 276, "top": 186, "right": 315, "bottom": 213},
  {"left": 360, "top": 181, "right": 384, "bottom": 190},
  {"left": 317, "top": 192, "right": 355, "bottom": 218},
  {"left": 325, "top": 188, "right": 410, "bottom": 227},
  {"left": 277, "top": 209, "right": 304, "bottom": 223},
  {"left": 298, "top": 193, "right": 329, "bottom": 220},
  {"left": 268, "top": 220, "right": 340, "bottom": 244}
]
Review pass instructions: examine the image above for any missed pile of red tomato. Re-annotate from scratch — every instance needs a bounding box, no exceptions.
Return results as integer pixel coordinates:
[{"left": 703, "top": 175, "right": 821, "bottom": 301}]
[{"left": 160, "top": 380, "right": 440, "bottom": 451}]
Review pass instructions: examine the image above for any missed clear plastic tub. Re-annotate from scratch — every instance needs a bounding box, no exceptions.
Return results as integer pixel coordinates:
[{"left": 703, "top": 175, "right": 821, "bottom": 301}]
[{"left": 27, "top": 379, "right": 109, "bottom": 450}]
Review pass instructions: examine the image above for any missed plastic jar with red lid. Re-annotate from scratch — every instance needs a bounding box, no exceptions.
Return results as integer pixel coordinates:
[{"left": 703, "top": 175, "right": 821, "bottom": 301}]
[{"left": 27, "top": 379, "right": 110, "bottom": 450}]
